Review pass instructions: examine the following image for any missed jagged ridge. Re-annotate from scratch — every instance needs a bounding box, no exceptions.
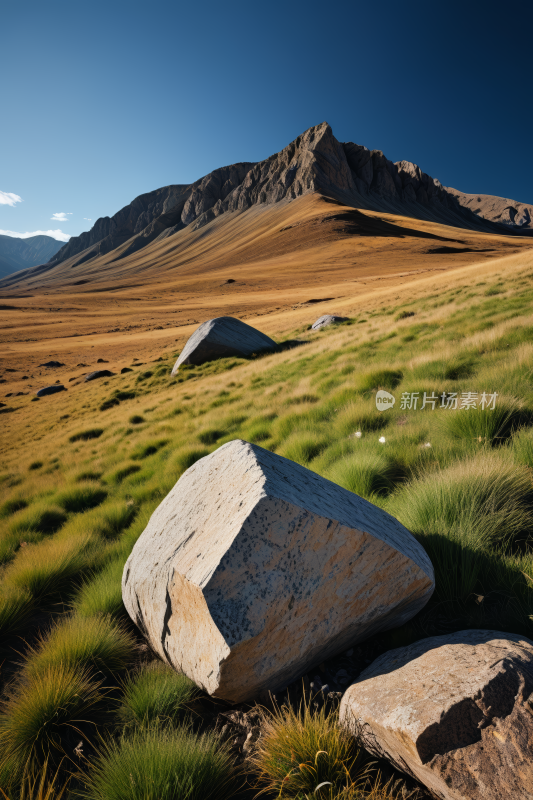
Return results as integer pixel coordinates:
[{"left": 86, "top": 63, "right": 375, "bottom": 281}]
[{"left": 47, "top": 122, "right": 533, "bottom": 271}]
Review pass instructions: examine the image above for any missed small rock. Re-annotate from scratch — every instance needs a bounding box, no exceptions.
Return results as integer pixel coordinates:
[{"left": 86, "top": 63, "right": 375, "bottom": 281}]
[
  {"left": 38, "top": 361, "right": 65, "bottom": 368},
  {"left": 97, "top": 358, "right": 109, "bottom": 363},
  {"left": 85, "top": 370, "right": 115, "bottom": 382},
  {"left": 21, "top": 376, "right": 29, "bottom": 380},
  {"left": 335, "top": 669, "right": 350, "bottom": 684},
  {"left": 340, "top": 630, "right": 533, "bottom": 800},
  {"left": 36, "top": 385, "right": 66, "bottom": 397},
  {"left": 312, "top": 315, "right": 349, "bottom": 330},
  {"left": 121, "top": 367, "right": 133, "bottom": 373}
]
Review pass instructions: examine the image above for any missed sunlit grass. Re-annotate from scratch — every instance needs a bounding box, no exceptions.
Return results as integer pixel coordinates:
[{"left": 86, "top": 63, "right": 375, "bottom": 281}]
[
  {"left": 23, "top": 614, "right": 136, "bottom": 678},
  {"left": 118, "top": 662, "right": 197, "bottom": 727},
  {"left": 251, "top": 699, "right": 371, "bottom": 799},
  {"left": 0, "top": 665, "right": 109, "bottom": 785},
  {"left": 81, "top": 725, "right": 237, "bottom": 800}
]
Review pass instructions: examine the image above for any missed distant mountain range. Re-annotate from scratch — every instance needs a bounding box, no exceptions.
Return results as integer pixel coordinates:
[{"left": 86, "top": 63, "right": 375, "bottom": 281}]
[
  {"left": 3, "top": 122, "right": 532, "bottom": 286},
  {"left": 0, "top": 234, "right": 64, "bottom": 278}
]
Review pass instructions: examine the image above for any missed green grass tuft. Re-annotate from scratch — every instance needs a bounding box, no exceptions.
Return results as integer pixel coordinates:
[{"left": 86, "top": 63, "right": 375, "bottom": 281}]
[
  {"left": 69, "top": 428, "right": 104, "bottom": 443},
  {"left": 356, "top": 369, "right": 403, "bottom": 394},
  {"left": 251, "top": 700, "right": 370, "bottom": 799},
  {"left": 327, "top": 452, "right": 403, "bottom": 500},
  {"left": 82, "top": 725, "right": 237, "bottom": 800},
  {"left": 2, "top": 535, "right": 96, "bottom": 604},
  {"left": 389, "top": 454, "right": 533, "bottom": 549},
  {"left": 9, "top": 505, "right": 67, "bottom": 537},
  {"left": 443, "top": 397, "right": 530, "bottom": 444},
  {"left": 0, "top": 498, "right": 28, "bottom": 518},
  {"left": 55, "top": 484, "right": 108, "bottom": 513},
  {"left": 173, "top": 446, "right": 210, "bottom": 475},
  {"left": 0, "top": 665, "right": 108, "bottom": 782},
  {"left": 24, "top": 615, "right": 135, "bottom": 678},
  {"left": 119, "top": 662, "right": 197, "bottom": 727},
  {"left": 131, "top": 439, "right": 169, "bottom": 459},
  {"left": 72, "top": 557, "right": 126, "bottom": 619}
]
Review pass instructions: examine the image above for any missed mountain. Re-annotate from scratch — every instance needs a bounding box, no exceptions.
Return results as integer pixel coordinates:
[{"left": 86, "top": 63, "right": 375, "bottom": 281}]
[
  {"left": 0, "top": 234, "right": 64, "bottom": 278},
  {"left": 2, "top": 123, "right": 531, "bottom": 289}
]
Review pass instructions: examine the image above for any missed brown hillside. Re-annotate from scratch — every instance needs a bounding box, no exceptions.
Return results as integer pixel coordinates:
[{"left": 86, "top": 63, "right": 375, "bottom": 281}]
[{"left": 0, "top": 193, "right": 531, "bottom": 397}]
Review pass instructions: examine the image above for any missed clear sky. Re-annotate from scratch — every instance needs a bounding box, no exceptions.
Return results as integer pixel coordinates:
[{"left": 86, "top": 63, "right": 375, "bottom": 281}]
[{"left": 1, "top": 0, "right": 531, "bottom": 242}]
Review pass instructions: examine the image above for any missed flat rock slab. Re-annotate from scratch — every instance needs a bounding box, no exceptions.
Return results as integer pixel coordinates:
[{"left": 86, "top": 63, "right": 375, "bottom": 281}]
[
  {"left": 171, "top": 316, "right": 276, "bottom": 374},
  {"left": 340, "top": 630, "right": 533, "bottom": 800},
  {"left": 38, "top": 361, "right": 65, "bottom": 368},
  {"left": 36, "top": 385, "right": 66, "bottom": 397},
  {"left": 122, "top": 439, "right": 434, "bottom": 703},
  {"left": 312, "top": 315, "right": 349, "bottom": 330},
  {"left": 84, "top": 370, "right": 115, "bottom": 382}
]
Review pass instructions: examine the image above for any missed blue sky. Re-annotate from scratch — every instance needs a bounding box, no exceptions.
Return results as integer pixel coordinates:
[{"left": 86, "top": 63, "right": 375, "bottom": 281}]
[{"left": 1, "top": 0, "right": 531, "bottom": 242}]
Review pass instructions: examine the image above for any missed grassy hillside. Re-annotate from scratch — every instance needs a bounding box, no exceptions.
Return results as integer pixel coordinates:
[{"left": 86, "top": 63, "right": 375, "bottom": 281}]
[{"left": 1, "top": 250, "right": 533, "bottom": 796}]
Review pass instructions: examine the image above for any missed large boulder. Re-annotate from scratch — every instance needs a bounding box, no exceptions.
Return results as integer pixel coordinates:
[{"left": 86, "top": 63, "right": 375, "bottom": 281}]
[
  {"left": 171, "top": 317, "right": 276, "bottom": 374},
  {"left": 312, "top": 314, "right": 349, "bottom": 330},
  {"left": 340, "top": 630, "right": 533, "bottom": 800},
  {"left": 122, "top": 439, "right": 434, "bottom": 703}
]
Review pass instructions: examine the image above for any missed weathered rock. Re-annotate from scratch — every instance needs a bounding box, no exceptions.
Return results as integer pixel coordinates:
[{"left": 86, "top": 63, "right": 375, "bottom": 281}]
[
  {"left": 36, "top": 385, "right": 66, "bottom": 397},
  {"left": 84, "top": 370, "right": 114, "bottom": 382},
  {"left": 120, "top": 367, "right": 133, "bottom": 374},
  {"left": 340, "top": 630, "right": 533, "bottom": 800},
  {"left": 312, "top": 314, "right": 349, "bottom": 330},
  {"left": 171, "top": 317, "right": 276, "bottom": 373},
  {"left": 122, "top": 439, "right": 434, "bottom": 703}
]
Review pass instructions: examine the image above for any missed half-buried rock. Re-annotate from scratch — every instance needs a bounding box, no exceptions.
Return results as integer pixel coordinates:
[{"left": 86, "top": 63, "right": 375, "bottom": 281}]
[
  {"left": 312, "top": 314, "right": 349, "bottom": 330},
  {"left": 340, "top": 630, "right": 533, "bottom": 800},
  {"left": 171, "top": 316, "right": 276, "bottom": 374},
  {"left": 36, "top": 385, "right": 66, "bottom": 397},
  {"left": 122, "top": 439, "right": 434, "bottom": 703}
]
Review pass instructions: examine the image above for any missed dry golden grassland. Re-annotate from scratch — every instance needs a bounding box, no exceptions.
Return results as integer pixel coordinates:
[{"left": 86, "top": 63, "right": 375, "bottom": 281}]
[{"left": 1, "top": 237, "right": 533, "bottom": 797}]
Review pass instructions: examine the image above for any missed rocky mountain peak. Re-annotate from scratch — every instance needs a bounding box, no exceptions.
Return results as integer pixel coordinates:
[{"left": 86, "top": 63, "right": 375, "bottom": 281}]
[{"left": 44, "top": 122, "right": 532, "bottom": 272}]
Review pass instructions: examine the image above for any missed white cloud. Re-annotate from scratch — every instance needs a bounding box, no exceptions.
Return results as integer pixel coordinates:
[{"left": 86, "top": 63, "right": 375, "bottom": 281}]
[
  {"left": 51, "top": 212, "right": 73, "bottom": 222},
  {"left": 83, "top": 217, "right": 92, "bottom": 221},
  {"left": 0, "top": 229, "right": 71, "bottom": 242},
  {"left": 0, "top": 191, "right": 23, "bottom": 207}
]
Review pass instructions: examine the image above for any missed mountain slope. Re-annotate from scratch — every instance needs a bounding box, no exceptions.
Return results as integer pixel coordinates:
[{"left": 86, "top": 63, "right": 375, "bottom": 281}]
[
  {"left": 0, "top": 234, "right": 64, "bottom": 278},
  {"left": 3, "top": 122, "right": 532, "bottom": 290}
]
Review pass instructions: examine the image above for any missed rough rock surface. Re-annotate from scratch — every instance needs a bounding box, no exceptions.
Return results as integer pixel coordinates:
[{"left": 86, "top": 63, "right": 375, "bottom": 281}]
[
  {"left": 36, "top": 385, "right": 66, "bottom": 396},
  {"left": 84, "top": 370, "right": 115, "bottom": 382},
  {"left": 312, "top": 314, "right": 349, "bottom": 330},
  {"left": 171, "top": 317, "right": 276, "bottom": 373},
  {"left": 340, "top": 630, "right": 533, "bottom": 800},
  {"left": 122, "top": 439, "right": 434, "bottom": 703}
]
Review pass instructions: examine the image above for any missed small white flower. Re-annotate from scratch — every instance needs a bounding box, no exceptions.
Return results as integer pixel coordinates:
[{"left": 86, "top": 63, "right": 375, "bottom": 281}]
[
  {"left": 379, "top": 436, "right": 386, "bottom": 444},
  {"left": 355, "top": 431, "right": 362, "bottom": 438},
  {"left": 424, "top": 442, "right": 431, "bottom": 448}
]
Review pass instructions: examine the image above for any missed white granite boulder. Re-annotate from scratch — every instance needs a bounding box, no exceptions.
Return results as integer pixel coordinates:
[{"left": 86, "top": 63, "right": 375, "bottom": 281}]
[
  {"left": 122, "top": 439, "right": 434, "bottom": 703},
  {"left": 312, "top": 314, "right": 349, "bottom": 330},
  {"left": 340, "top": 630, "right": 533, "bottom": 800},
  {"left": 171, "top": 316, "right": 276, "bottom": 374}
]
